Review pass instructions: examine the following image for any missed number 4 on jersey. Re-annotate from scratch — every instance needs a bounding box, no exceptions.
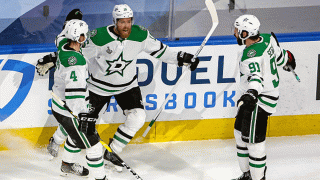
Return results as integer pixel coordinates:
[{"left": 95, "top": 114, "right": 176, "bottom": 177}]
[{"left": 70, "top": 71, "right": 78, "bottom": 81}]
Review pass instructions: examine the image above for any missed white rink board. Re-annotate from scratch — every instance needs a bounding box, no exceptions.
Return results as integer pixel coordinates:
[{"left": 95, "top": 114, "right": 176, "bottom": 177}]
[{"left": 0, "top": 41, "right": 319, "bottom": 128}]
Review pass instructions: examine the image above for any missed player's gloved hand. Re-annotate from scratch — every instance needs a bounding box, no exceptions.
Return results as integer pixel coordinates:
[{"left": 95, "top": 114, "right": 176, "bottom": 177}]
[
  {"left": 63, "top": 9, "right": 83, "bottom": 29},
  {"left": 66, "top": 9, "right": 83, "bottom": 21},
  {"left": 78, "top": 113, "right": 97, "bottom": 136},
  {"left": 177, "top": 51, "right": 200, "bottom": 71},
  {"left": 237, "top": 89, "right": 258, "bottom": 112},
  {"left": 36, "top": 52, "right": 57, "bottom": 76},
  {"left": 283, "top": 50, "right": 296, "bottom": 71}
]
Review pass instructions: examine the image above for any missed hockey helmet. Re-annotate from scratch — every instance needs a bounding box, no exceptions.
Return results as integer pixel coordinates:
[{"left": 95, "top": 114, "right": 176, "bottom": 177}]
[
  {"left": 112, "top": 4, "right": 134, "bottom": 25},
  {"left": 234, "top": 14, "right": 260, "bottom": 40},
  {"left": 65, "top": 19, "right": 89, "bottom": 44}
]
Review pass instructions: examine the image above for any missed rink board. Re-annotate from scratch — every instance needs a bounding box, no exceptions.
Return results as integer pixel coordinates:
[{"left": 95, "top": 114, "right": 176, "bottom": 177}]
[
  {"left": 1, "top": 114, "right": 320, "bottom": 150},
  {"left": 1, "top": 33, "right": 320, "bottom": 150}
]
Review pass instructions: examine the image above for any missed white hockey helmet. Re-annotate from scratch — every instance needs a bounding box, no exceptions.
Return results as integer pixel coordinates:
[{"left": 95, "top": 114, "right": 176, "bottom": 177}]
[
  {"left": 234, "top": 14, "right": 260, "bottom": 40},
  {"left": 112, "top": 4, "right": 134, "bottom": 25},
  {"left": 65, "top": 19, "right": 89, "bottom": 44}
]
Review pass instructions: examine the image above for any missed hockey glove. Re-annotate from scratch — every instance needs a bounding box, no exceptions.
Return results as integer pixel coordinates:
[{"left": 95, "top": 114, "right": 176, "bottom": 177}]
[
  {"left": 78, "top": 113, "right": 97, "bottom": 136},
  {"left": 36, "top": 52, "right": 57, "bottom": 76},
  {"left": 177, "top": 51, "right": 200, "bottom": 71},
  {"left": 237, "top": 89, "right": 258, "bottom": 112},
  {"left": 66, "top": 9, "right": 83, "bottom": 21},
  {"left": 283, "top": 50, "right": 296, "bottom": 71},
  {"left": 63, "top": 9, "right": 83, "bottom": 29}
]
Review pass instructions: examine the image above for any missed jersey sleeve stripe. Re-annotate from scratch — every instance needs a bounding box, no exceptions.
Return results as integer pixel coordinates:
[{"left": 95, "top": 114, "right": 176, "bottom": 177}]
[
  {"left": 150, "top": 42, "right": 164, "bottom": 56},
  {"left": 277, "top": 50, "right": 287, "bottom": 66},
  {"left": 156, "top": 45, "right": 167, "bottom": 58},
  {"left": 276, "top": 50, "right": 283, "bottom": 62}
]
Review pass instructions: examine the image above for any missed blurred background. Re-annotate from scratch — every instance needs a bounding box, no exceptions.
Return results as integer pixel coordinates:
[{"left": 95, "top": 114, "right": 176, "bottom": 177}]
[{"left": 0, "top": 0, "right": 319, "bottom": 45}]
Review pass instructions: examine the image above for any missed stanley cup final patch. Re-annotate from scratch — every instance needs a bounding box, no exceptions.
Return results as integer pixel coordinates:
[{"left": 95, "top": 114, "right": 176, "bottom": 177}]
[
  {"left": 68, "top": 56, "right": 77, "bottom": 66},
  {"left": 247, "top": 49, "right": 257, "bottom": 58}
]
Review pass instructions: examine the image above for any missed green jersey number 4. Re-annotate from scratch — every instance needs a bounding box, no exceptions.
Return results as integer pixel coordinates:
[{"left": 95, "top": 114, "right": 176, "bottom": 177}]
[{"left": 70, "top": 71, "right": 78, "bottom": 81}]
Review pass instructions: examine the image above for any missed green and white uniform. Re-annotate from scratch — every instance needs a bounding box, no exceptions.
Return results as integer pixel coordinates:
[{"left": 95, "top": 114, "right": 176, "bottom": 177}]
[
  {"left": 83, "top": 25, "right": 179, "bottom": 96},
  {"left": 52, "top": 38, "right": 89, "bottom": 117},
  {"left": 238, "top": 33, "right": 289, "bottom": 113}
]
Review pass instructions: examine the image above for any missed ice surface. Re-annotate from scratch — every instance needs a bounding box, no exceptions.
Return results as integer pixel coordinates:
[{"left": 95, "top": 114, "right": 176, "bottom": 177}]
[{"left": 0, "top": 135, "right": 319, "bottom": 180}]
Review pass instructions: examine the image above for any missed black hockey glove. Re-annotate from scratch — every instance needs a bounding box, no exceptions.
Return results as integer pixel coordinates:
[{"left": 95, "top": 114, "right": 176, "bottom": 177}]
[
  {"left": 177, "top": 51, "right": 200, "bottom": 71},
  {"left": 63, "top": 9, "right": 83, "bottom": 29},
  {"left": 36, "top": 52, "right": 57, "bottom": 76},
  {"left": 66, "top": 9, "right": 83, "bottom": 21},
  {"left": 237, "top": 89, "right": 258, "bottom": 112},
  {"left": 283, "top": 50, "right": 296, "bottom": 71},
  {"left": 78, "top": 113, "right": 97, "bottom": 136}
]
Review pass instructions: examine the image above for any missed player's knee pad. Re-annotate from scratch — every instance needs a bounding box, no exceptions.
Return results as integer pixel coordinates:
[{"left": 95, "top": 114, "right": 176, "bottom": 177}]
[
  {"left": 53, "top": 124, "right": 68, "bottom": 144},
  {"left": 124, "top": 108, "right": 146, "bottom": 133}
]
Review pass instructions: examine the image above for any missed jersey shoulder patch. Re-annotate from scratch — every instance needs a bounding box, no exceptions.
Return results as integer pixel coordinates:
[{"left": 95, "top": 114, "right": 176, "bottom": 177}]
[
  {"left": 127, "top": 25, "right": 148, "bottom": 42},
  {"left": 89, "top": 26, "right": 114, "bottom": 46},
  {"left": 241, "top": 34, "right": 271, "bottom": 61},
  {"left": 59, "top": 51, "right": 86, "bottom": 68}
]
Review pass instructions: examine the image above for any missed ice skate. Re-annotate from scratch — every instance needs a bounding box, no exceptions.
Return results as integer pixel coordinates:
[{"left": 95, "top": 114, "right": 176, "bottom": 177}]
[
  {"left": 232, "top": 171, "right": 252, "bottom": 180},
  {"left": 60, "top": 161, "right": 89, "bottom": 177},
  {"left": 104, "top": 139, "right": 124, "bottom": 172},
  {"left": 47, "top": 137, "right": 60, "bottom": 158}
]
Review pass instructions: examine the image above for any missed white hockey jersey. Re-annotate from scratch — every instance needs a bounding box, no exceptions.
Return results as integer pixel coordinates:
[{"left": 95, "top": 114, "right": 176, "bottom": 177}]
[
  {"left": 237, "top": 33, "right": 288, "bottom": 113},
  {"left": 82, "top": 25, "right": 179, "bottom": 96},
  {"left": 52, "top": 38, "right": 89, "bottom": 117}
]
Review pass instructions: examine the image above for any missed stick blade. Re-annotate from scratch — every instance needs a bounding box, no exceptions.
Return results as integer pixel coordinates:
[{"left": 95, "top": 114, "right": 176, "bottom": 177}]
[{"left": 205, "top": 0, "right": 219, "bottom": 28}]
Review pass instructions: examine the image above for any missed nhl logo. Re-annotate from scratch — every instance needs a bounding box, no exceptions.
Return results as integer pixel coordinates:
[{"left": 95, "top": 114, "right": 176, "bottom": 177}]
[{"left": 106, "top": 47, "right": 112, "bottom": 54}]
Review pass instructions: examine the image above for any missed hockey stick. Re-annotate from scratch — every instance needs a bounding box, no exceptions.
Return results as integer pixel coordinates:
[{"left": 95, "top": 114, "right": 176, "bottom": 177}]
[
  {"left": 271, "top": 32, "right": 300, "bottom": 82},
  {"left": 142, "top": 0, "right": 219, "bottom": 138},
  {"left": 51, "top": 92, "right": 143, "bottom": 180}
]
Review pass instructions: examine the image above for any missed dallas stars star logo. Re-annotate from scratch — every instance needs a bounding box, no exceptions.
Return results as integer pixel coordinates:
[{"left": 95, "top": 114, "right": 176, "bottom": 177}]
[{"left": 105, "top": 52, "right": 132, "bottom": 76}]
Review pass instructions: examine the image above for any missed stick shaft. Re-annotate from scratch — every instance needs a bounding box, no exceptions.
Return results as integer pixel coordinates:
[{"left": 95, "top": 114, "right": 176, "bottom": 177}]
[
  {"left": 288, "top": 65, "right": 300, "bottom": 82},
  {"left": 142, "top": 0, "right": 218, "bottom": 138},
  {"left": 142, "top": 67, "right": 189, "bottom": 137}
]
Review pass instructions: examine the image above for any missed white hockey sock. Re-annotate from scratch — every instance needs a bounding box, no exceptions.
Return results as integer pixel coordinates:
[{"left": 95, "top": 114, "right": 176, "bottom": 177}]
[
  {"left": 86, "top": 142, "right": 105, "bottom": 179},
  {"left": 111, "top": 124, "right": 135, "bottom": 154},
  {"left": 247, "top": 142, "right": 266, "bottom": 180},
  {"left": 53, "top": 124, "right": 68, "bottom": 145},
  {"left": 62, "top": 137, "right": 81, "bottom": 163},
  {"left": 234, "top": 129, "right": 249, "bottom": 172}
]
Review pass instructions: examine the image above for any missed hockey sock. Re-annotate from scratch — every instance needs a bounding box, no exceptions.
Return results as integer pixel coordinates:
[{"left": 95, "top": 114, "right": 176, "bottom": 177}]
[
  {"left": 234, "top": 129, "right": 249, "bottom": 172},
  {"left": 62, "top": 136, "right": 81, "bottom": 163},
  {"left": 86, "top": 143, "right": 105, "bottom": 179},
  {"left": 53, "top": 124, "right": 68, "bottom": 144},
  {"left": 247, "top": 141, "right": 266, "bottom": 180},
  {"left": 110, "top": 125, "right": 134, "bottom": 154}
]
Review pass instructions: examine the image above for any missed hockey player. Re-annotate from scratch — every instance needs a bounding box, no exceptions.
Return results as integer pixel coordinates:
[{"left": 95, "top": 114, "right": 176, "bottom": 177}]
[
  {"left": 37, "top": 9, "right": 83, "bottom": 158},
  {"left": 37, "top": 4, "right": 200, "bottom": 172},
  {"left": 51, "top": 19, "right": 107, "bottom": 180},
  {"left": 232, "top": 15, "right": 296, "bottom": 180}
]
